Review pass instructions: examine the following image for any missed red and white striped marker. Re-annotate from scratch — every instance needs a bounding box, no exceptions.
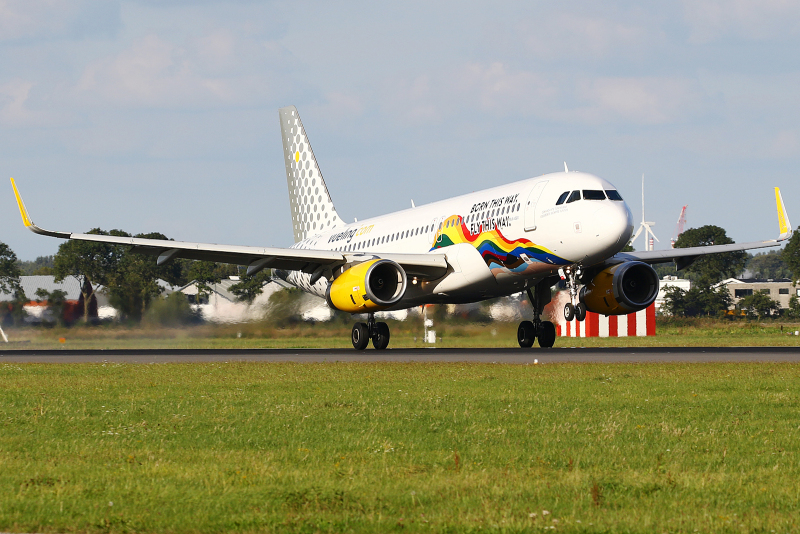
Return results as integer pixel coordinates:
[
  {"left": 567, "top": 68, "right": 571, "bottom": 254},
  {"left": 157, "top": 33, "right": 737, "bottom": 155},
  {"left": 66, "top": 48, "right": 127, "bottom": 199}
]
[{"left": 556, "top": 304, "right": 656, "bottom": 338}]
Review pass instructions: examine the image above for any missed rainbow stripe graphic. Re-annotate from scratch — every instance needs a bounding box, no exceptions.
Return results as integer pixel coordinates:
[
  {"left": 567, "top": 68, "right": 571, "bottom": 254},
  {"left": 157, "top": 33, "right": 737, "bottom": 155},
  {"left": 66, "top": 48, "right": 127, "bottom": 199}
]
[{"left": 430, "top": 215, "right": 569, "bottom": 278}]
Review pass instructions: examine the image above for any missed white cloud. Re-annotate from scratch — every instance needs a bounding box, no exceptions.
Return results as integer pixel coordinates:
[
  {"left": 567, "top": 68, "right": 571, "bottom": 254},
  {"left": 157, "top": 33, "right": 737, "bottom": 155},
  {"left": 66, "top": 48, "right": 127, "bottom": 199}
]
[
  {"left": 459, "top": 63, "right": 557, "bottom": 115},
  {"left": 766, "top": 130, "right": 800, "bottom": 158},
  {"left": 383, "top": 63, "right": 706, "bottom": 128},
  {"left": 513, "top": 13, "right": 655, "bottom": 61},
  {"left": 0, "top": 0, "right": 118, "bottom": 42},
  {"left": 384, "top": 62, "right": 558, "bottom": 125},
  {"left": 683, "top": 0, "right": 800, "bottom": 43},
  {"left": 573, "top": 77, "right": 707, "bottom": 125},
  {"left": 0, "top": 79, "right": 40, "bottom": 126},
  {"left": 74, "top": 31, "right": 288, "bottom": 109}
]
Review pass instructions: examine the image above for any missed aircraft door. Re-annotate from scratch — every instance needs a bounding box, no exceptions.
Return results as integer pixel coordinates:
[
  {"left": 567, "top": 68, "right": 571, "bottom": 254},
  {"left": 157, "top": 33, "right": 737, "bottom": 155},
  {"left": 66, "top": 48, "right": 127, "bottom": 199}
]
[{"left": 524, "top": 180, "right": 548, "bottom": 231}]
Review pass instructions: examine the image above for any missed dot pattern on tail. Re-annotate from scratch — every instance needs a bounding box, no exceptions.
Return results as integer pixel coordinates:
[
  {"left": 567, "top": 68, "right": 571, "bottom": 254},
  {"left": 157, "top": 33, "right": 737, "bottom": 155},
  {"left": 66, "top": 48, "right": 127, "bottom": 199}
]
[{"left": 279, "top": 106, "right": 345, "bottom": 244}]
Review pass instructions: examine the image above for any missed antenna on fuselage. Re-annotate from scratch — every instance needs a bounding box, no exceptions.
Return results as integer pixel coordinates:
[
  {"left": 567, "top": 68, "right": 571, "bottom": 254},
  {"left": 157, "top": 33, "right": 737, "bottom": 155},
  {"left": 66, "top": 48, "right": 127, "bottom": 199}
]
[
  {"left": 629, "top": 173, "right": 659, "bottom": 251},
  {"left": 564, "top": 162, "right": 569, "bottom": 173}
]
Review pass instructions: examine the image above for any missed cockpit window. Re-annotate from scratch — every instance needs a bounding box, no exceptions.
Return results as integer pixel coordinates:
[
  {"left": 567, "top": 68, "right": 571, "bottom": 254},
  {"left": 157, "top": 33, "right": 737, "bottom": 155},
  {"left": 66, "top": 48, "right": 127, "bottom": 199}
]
[
  {"left": 583, "top": 190, "right": 606, "bottom": 200},
  {"left": 566, "top": 190, "right": 581, "bottom": 203},
  {"left": 606, "top": 189, "right": 623, "bottom": 201},
  {"left": 556, "top": 191, "right": 569, "bottom": 205}
]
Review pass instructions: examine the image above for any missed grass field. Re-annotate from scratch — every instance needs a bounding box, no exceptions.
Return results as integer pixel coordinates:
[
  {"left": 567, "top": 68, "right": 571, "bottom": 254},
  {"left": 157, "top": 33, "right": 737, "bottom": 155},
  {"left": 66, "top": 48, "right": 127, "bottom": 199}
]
[
  {"left": 3, "top": 317, "right": 800, "bottom": 350},
  {"left": 1, "top": 362, "right": 799, "bottom": 533}
]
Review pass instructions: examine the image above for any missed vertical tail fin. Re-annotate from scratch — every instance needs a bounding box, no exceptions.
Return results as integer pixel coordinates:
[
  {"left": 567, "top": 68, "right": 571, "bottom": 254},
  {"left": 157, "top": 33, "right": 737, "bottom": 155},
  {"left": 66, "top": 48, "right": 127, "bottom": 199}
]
[{"left": 279, "top": 106, "right": 345, "bottom": 243}]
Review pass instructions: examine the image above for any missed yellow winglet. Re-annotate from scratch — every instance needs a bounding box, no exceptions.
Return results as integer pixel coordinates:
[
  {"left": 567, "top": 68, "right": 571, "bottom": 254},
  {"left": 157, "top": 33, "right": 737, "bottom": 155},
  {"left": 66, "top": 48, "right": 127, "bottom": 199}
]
[
  {"left": 9, "top": 178, "right": 71, "bottom": 238},
  {"left": 775, "top": 187, "right": 792, "bottom": 240},
  {"left": 10, "top": 177, "right": 33, "bottom": 228}
]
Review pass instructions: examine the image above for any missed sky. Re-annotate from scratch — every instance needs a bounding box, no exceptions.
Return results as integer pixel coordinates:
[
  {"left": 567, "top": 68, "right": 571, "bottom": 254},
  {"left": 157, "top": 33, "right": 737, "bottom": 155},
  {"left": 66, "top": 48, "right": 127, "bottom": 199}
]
[{"left": 2, "top": 0, "right": 800, "bottom": 260}]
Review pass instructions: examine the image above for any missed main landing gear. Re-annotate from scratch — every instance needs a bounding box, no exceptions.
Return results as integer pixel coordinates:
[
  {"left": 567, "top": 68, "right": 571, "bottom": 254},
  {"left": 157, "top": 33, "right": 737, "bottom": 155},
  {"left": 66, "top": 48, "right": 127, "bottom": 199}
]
[
  {"left": 351, "top": 313, "right": 390, "bottom": 350},
  {"left": 561, "top": 266, "right": 586, "bottom": 322},
  {"left": 517, "top": 280, "right": 557, "bottom": 349}
]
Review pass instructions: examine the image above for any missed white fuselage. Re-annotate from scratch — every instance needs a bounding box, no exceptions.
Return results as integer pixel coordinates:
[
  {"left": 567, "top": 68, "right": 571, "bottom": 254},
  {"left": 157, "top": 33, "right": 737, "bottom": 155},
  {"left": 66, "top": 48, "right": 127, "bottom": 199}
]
[{"left": 285, "top": 171, "right": 634, "bottom": 308}]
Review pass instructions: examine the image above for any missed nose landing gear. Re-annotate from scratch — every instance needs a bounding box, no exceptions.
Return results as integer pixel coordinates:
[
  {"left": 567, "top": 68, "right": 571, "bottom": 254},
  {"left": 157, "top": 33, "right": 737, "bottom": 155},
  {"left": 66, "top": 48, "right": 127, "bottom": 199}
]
[
  {"left": 518, "top": 279, "right": 557, "bottom": 349},
  {"left": 561, "top": 266, "right": 587, "bottom": 323},
  {"left": 351, "top": 313, "right": 391, "bottom": 350}
]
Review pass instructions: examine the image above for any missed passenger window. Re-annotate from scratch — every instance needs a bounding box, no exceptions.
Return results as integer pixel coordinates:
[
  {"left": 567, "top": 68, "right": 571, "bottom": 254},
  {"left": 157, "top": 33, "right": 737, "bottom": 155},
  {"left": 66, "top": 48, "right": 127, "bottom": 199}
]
[
  {"left": 606, "top": 190, "right": 623, "bottom": 201},
  {"left": 566, "top": 190, "right": 581, "bottom": 203},
  {"left": 583, "top": 190, "right": 606, "bottom": 200},
  {"left": 556, "top": 191, "right": 569, "bottom": 205}
]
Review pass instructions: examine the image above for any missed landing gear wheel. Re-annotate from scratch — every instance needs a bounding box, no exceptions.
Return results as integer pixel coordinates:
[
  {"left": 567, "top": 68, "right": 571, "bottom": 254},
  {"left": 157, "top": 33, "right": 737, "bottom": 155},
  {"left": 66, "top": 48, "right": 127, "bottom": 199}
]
[
  {"left": 517, "top": 321, "right": 535, "bottom": 348},
  {"left": 575, "top": 302, "right": 587, "bottom": 322},
  {"left": 563, "top": 302, "right": 575, "bottom": 322},
  {"left": 537, "top": 321, "right": 556, "bottom": 348},
  {"left": 351, "top": 323, "right": 369, "bottom": 350},
  {"left": 372, "top": 322, "right": 390, "bottom": 350}
]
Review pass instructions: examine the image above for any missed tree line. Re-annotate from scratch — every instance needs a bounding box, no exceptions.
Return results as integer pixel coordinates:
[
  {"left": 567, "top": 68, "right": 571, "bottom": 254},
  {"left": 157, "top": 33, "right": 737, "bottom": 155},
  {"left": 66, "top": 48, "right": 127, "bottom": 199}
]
[
  {"left": 1, "top": 229, "right": 271, "bottom": 325},
  {"left": 3, "top": 224, "right": 800, "bottom": 325},
  {"left": 660, "top": 225, "right": 800, "bottom": 318}
]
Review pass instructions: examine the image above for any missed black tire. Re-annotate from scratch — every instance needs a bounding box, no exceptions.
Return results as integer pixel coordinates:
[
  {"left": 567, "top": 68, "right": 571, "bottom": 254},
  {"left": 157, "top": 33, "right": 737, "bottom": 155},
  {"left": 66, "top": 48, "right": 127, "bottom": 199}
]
[
  {"left": 537, "top": 321, "right": 556, "bottom": 348},
  {"left": 563, "top": 302, "right": 575, "bottom": 322},
  {"left": 372, "top": 322, "right": 390, "bottom": 350},
  {"left": 575, "top": 302, "right": 587, "bottom": 322},
  {"left": 351, "top": 323, "right": 369, "bottom": 350},
  {"left": 517, "top": 320, "right": 535, "bottom": 348}
]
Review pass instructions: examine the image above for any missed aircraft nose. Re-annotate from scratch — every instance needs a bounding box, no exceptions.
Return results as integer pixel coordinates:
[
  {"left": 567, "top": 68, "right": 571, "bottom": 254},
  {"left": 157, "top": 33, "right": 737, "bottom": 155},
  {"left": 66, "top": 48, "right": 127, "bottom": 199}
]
[{"left": 593, "top": 203, "right": 634, "bottom": 253}]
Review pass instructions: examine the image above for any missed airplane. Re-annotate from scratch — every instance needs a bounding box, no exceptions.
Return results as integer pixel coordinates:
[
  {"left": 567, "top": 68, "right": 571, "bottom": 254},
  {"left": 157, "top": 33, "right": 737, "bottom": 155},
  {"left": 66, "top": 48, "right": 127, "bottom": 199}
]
[{"left": 10, "top": 106, "right": 794, "bottom": 350}]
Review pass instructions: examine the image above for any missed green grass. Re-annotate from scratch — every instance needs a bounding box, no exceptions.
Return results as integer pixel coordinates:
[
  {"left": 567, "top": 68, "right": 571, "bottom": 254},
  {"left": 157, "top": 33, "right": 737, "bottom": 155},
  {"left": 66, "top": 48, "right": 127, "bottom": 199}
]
[
  {"left": 1, "top": 362, "right": 799, "bottom": 533},
  {"left": 3, "top": 317, "right": 800, "bottom": 350}
]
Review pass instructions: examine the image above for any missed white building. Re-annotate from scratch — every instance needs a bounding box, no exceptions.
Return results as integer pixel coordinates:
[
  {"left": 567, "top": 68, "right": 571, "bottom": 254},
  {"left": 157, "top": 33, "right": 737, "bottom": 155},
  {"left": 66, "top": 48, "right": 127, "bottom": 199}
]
[{"left": 655, "top": 275, "right": 691, "bottom": 313}]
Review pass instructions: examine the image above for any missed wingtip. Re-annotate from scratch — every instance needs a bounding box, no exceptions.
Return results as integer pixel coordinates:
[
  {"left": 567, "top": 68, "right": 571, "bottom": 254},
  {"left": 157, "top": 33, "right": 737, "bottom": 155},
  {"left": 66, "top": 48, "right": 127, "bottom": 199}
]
[
  {"left": 10, "top": 177, "right": 33, "bottom": 228},
  {"left": 775, "top": 187, "right": 793, "bottom": 240},
  {"left": 9, "top": 178, "right": 71, "bottom": 239}
]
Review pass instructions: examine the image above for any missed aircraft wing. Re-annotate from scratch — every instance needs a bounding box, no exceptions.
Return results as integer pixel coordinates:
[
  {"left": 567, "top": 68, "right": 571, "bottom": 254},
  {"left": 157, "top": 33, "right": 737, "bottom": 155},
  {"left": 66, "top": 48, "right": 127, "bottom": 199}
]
[
  {"left": 11, "top": 178, "right": 449, "bottom": 280},
  {"left": 615, "top": 187, "right": 793, "bottom": 270},
  {"left": 614, "top": 239, "right": 784, "bottom": 269}
]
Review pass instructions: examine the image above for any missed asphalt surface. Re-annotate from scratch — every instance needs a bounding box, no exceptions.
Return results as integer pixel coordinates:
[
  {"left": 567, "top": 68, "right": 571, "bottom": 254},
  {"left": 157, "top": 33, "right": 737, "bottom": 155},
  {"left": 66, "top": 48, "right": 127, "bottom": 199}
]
[{"left": 0, "top": 346, "right": 799, "bottom": 363}]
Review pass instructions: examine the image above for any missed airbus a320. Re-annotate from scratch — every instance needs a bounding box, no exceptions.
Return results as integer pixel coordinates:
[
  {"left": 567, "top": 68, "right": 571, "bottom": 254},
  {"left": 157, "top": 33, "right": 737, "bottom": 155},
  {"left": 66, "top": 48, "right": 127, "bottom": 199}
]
[{"left": 11, "top": 106, "right": 794, "bottom": 349}]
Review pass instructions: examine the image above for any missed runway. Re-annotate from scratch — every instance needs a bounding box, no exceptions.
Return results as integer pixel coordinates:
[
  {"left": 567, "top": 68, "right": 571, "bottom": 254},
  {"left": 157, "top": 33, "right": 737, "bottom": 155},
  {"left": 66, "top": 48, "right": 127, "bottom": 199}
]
[{"left": 1, "top": 346, "right": 799, "bottom": 364}]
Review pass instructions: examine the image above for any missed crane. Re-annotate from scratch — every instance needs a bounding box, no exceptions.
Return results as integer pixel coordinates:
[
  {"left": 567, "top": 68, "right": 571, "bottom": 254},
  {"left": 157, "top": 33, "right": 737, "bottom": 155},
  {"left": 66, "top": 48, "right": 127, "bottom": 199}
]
[{"left": 670, "top": 205, "right": 688, "bottom": 248}]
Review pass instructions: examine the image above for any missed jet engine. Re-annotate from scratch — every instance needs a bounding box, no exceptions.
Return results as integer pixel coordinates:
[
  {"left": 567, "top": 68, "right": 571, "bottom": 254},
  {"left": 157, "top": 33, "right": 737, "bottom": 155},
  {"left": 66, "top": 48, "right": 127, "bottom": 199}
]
[
  {"left": 579, "top": 261, "right": 659, "bottom": 315},
  {"left": 326, "top": 259, "right": 407, "bottom": 313}
]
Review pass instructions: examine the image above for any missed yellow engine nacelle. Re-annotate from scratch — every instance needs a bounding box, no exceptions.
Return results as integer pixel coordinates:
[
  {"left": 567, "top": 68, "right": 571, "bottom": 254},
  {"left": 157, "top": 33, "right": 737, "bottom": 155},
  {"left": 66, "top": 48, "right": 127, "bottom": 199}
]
[
  {"left": 326, "top": 259, "right": 407, "bottom": 313},
  {"left": 580, "top": 261, "right": 659, "bottom": 315}
]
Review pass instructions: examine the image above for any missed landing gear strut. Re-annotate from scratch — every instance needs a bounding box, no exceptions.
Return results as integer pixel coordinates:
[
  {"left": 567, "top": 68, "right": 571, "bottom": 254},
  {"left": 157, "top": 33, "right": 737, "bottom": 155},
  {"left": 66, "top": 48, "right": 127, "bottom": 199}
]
[
  {"left": 561, "top": 266, "right": 586, "bottom": 322},
  {"left": 518, "top": 279, "right": 557, "bottom": 349},
  {"left": 351, "top": 313, "right": 390, "bottom": 350}
]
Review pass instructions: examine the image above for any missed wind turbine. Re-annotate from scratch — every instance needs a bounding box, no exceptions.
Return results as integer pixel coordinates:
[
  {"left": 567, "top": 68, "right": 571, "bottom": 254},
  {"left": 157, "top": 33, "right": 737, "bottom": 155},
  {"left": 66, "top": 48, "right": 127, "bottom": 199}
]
[{"left": 629, "top": 174, "right": 659, "bottom": 251}]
